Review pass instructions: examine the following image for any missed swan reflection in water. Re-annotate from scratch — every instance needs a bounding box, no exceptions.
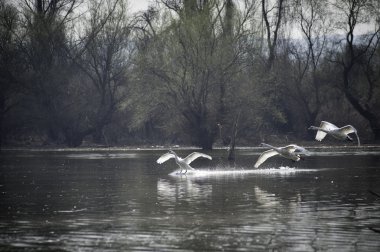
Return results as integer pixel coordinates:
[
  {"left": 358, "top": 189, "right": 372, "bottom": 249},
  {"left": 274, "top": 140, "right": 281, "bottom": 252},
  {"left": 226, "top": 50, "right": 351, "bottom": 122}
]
[{"left": 157, "top": 178, "right": 212, "bottom": 203}]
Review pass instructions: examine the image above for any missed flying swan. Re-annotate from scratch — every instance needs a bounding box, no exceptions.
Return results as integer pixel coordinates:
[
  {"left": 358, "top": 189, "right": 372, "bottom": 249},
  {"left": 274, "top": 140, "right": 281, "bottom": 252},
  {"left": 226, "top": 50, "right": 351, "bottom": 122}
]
[
  {"left": 308, "top": 121, "right": 360, "bottom": 146},
  {"left": 254, "top": 143, "right": 310, "bottom": 168},
  {"left": 157, "top": 150, "right": 212, "bottom": 174}
]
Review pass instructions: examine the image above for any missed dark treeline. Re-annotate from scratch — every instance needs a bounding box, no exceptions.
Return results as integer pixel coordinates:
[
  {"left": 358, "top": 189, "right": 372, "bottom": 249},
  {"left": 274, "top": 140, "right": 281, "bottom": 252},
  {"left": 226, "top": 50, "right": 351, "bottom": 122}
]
[{"left": 0, "top": 0, "right": 379, "bottom": 149}]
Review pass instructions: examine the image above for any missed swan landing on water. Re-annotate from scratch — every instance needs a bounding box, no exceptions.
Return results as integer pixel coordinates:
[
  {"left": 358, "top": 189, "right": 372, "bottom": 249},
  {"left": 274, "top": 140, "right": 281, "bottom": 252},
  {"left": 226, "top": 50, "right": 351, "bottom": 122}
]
[
  {"left": 308, "top": 121, "right": 360, "bottom": 146},
  {"left": 254, "top": 143, "right": 311, "bottom": 168},
  {"left": 156, "top": 150, "right": 212, "bottom": 174}
]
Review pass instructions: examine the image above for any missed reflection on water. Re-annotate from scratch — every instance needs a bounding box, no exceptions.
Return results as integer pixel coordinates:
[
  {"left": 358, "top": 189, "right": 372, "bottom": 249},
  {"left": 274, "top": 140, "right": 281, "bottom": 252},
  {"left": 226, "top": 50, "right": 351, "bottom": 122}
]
[
  {"left": 0, "top": 148, "right": 380, "bottom": 251},
  {"left": 168, "top": 166, "right": 318, "bottom": 178},
  {"left": 158, "top": 178, "right": 213, "bottom": 202}
]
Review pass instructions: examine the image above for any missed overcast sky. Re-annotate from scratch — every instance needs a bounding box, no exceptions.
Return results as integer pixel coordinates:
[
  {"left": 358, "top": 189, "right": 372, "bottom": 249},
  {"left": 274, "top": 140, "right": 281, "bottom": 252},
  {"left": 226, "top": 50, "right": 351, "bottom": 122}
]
[
  {"left": 129, "top": 0, "right": 150, "bottom": 13},
  {"left": 128, "top": 0, "right": 375, "bottom": 38}
]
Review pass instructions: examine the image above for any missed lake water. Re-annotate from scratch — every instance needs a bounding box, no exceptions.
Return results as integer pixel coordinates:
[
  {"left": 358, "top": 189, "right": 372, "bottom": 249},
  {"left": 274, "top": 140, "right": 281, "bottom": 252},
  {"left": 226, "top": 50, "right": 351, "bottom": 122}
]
[{"left": 1, "top": 147, "right": 380, "bottom": 251}]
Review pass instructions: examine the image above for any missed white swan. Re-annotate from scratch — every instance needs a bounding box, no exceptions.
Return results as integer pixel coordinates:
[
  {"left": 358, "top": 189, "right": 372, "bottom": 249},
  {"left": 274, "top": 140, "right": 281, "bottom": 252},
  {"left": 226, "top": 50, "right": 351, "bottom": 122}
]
[
  {"left": 308, "top": 121, "right": 360, "bottom": 146},
  {"left": 157, "top": 150, "right": 212, "bottom": 174},
  {"left": 254, "top": 143, "right": 310, "bottom": 168}
]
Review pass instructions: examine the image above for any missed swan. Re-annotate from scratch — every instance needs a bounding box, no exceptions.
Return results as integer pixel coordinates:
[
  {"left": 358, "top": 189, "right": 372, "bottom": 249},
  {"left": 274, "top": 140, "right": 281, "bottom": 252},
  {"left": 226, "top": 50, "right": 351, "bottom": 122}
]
[
  {"left": 254, "top": 143, "right": 310, "bottom": 168},
  {"left": 157, "top": 150, "right": 212, "bottom": 174},
  {"left": 308, "top": 121, "right": 360, "bottom": 146}
]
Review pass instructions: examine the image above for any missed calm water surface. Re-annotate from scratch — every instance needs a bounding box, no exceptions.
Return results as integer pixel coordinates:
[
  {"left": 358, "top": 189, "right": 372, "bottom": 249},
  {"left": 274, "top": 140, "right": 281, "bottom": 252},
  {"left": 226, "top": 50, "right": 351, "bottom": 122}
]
[{"left": 1, "top": 147, "right": 380, "bottom": 251}]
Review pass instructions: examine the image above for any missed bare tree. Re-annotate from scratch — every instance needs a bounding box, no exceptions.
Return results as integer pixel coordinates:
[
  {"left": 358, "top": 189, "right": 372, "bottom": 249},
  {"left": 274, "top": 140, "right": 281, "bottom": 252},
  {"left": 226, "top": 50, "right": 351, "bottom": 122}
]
[
  {"left": 261, "top": 0, "right": 286, "bottom": 70},
  {"left": 131, "top": 0, "right": 255, "bottom": 149},
  {"left": 76, "top": 0, "right": 132, "bottom": 144},
  {"left": 332, "top": 0, "right": 380, "bottom": 140},
  {"left": 290, "top": 0, "right": 330, "bottom": 127},
  {"left": 0, "top": 1, "right": 22, "bottom": 148},
  {"left": 18, "top": 0, "right": 79, "bottom": 144}
]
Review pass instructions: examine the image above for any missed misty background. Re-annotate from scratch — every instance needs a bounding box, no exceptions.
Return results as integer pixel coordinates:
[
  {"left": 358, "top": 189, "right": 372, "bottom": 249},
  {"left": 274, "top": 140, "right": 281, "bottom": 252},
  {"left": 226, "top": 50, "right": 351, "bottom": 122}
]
[{"left": 0, "top": 0, "right": 379, "bottom": 150}]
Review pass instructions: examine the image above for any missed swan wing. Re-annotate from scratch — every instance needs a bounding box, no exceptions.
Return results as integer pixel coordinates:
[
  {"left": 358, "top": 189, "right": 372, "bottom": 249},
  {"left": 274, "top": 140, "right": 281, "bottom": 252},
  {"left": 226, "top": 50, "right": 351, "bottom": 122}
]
[
  {"left": 157, "top": 152, "right": 175, "bottom": 164},
  {"left": 184, "top": 152, "right": 212, "bottom": 164},
  {"left": 320, "top": 121, "right": 339, "bottom": 131},
  {"left": 340, "top": 125, "right": 360, "bottom": 146},
  {"left": 343, "top": 126, "right": 360, "bottom": 146},
  {"left": 340, "top": 125, "right": 356, "bottom": 135},
  {"left": 283, "top": 145, "right": 298, "bottom": 153},
  {"left": 254, "top": 150, "right": 278, "bottom": 168},
  {"left": 283, "top": 144, "right": 311, "bottom": 156},
  {"left": 315, "top": 129, "right": 327, "bottom": 141},
  {"left": 315, "top": 121, "right": 339, "bottom": 141},
  {"left": 287, "top": 144, "right": 311, "bottom": 156}
]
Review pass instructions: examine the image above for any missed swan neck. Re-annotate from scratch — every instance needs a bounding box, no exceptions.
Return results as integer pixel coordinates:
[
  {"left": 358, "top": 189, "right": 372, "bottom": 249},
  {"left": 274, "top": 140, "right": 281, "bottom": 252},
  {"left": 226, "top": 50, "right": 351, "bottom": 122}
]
[{"left": 172, "top": 152, "right": 180, "bottom": 162}]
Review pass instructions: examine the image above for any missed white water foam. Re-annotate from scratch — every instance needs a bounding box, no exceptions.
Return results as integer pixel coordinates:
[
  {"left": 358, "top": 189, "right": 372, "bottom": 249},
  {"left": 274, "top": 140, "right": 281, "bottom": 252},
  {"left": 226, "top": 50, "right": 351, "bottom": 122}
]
[
  {"left": 56, "top": 208, "right": 87, "bottom": 213},
  {"left": 168, "top": 166, "right": 316, "bottom": 177}
]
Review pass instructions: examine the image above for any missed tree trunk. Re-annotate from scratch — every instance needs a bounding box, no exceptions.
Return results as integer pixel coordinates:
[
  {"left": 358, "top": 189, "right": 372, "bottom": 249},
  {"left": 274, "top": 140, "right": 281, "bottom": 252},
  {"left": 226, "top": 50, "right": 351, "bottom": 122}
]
[
  {"left": 198, "top": 127, "right": 214, "bottom": 150},
  {"left": 0, "top": 116, "right": 3, "bottom": 151},
  {"left": 343, "top": 68, "right": 380, "bottom": 142},
  {"left": 262, "top": 0, "right": 284, "bottom": 71},
  {"left": 65, "top": 133, "right": 84, "bottom": 147},
  {"left": 92, "top": 126, "right": 104, "bottom": 144},
  {"left": 63, "top": 128, "right": 92, "bottom": 147},
  {"left": 228, "top": 111, "right": 240, "bottom": 161}
]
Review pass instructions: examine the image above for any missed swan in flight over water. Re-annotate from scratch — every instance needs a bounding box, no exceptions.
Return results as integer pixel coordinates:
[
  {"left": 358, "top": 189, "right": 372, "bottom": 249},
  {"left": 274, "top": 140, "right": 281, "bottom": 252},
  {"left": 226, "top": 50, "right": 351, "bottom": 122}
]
[
  {"left": 157, "top": 150, "right": 212, "bottom": 174},
  {"left": 308, "top": 121, "right": 360, "bottom": 146},
  {"left": 254, "top": 143, "right": 311, "bottom": 168}
]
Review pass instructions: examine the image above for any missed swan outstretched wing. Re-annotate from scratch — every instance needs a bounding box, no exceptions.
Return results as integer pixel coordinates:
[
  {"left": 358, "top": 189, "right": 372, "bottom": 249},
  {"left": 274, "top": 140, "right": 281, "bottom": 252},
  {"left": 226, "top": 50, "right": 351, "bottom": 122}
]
[
  {"left": 254, "top": 149, "right": 278, "bottom": 168},
  {"left": 341, "top": 125, "right": 360, "bottom": 146},
  {"left": 184, "top": 152, "right": 212, "bottom": 164},
  {"left": 283, "top": 145, "right": 298, "bottom": 153},
  {"left": 340, "top": 125, "right": 356, "bottom": 134},
  {"left": 285, "top": 144, "right": 311, "bottom": 156},
  {"left": 315, "top": 121, "right": 338, "bottom": 141},
  {"left": 320, "top": 121, "right": 339, "bottom": 130},
  {"left": 157, "top": 152, "right": 175, "bottom": 164}
]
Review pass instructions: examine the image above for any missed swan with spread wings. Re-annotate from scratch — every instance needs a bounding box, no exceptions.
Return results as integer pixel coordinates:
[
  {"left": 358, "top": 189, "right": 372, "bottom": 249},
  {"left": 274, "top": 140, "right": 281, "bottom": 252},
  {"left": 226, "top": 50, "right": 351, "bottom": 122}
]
[
  {"left": 254, "top": 143, "right": 311, "bottom": 168},
  {"left": 157, "top": 150, "right": 212, "bottom": 174},
  {"left": 308, "top": 121, "right": 360, "bottom": 146}
]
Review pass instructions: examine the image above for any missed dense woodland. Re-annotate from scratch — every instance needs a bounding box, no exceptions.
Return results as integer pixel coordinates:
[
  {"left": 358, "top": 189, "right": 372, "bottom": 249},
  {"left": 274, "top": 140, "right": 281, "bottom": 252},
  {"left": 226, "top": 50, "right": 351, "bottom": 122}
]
[{"left": 0, "top": 0, "right": 379, "bottom": 149}]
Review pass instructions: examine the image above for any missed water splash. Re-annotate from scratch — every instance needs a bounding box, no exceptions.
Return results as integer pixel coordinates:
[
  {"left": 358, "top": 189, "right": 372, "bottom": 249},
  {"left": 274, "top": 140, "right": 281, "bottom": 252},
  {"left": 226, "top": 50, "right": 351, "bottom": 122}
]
[
  {"left": 65, "top": 153, "right": 138, "bottom": 159},
  {"left": 168, "top": 166, "right": 316, "bottom": 177},
  {"left": 56, "top": 208, "right": 88, "bottom": 213}
]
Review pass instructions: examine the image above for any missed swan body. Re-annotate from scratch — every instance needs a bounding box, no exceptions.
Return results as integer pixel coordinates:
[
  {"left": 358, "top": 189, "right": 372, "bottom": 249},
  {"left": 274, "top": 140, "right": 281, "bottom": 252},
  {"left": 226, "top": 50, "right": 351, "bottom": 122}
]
[
  {"left": 157, "top": 150, "right": 212, "bottom": 174},
  {"left": 308, "top": 121, "right": 360, "bottom": 146},
  {"left": 254, "top": 143, "right": 310, "bottom": 168}
]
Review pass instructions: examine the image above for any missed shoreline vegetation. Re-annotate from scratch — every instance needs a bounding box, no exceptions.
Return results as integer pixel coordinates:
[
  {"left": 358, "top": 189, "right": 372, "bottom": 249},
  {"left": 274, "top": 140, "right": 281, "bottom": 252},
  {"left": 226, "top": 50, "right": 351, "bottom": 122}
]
[{"left": 1, "top": 0, "right": 379, "bottom": 150}]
